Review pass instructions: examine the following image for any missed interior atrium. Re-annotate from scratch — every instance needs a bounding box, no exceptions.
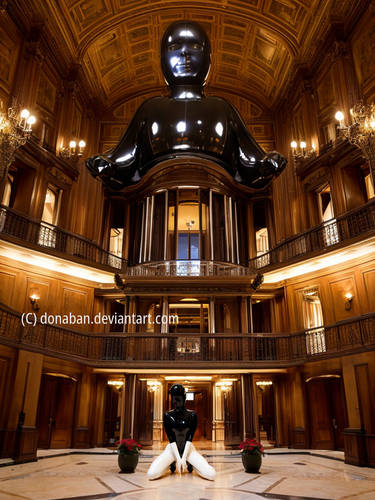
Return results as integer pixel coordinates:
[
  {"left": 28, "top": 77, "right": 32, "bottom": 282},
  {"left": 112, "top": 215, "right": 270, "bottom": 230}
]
[{"left": 0, "top": 1, "right": 375, "bottom": 499}]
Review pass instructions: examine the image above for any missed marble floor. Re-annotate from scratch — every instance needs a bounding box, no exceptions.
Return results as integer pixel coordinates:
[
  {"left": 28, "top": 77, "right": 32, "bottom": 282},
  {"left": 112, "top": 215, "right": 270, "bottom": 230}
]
[{"left": 0, "top": 449, "right": 375, "bottom": 500}]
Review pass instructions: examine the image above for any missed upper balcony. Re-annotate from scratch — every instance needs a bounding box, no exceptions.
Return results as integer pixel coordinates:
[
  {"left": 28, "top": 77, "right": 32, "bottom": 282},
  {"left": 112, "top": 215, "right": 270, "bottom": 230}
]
[
  {"left": 0, "top": 204, "right": 126, "bottom": 273},
  {"left": 249, "top": 198, "right": 375, "bottom": 273},
  {"left": 1, "top": 197, "right": 375, "bottom": 282}
]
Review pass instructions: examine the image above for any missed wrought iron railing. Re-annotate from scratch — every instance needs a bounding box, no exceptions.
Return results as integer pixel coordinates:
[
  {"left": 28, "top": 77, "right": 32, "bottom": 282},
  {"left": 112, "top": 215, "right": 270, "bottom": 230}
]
[
  {"left": 0, "top": 303, "right": 374, "bottom": 365},
  {"left": 127, "top": 260, "right": 252, "bottom": 277},
  {"left": 0, "top": 205, "right": 126, "bottom": 271},
  {"left": 249, "top": 198, "right": 375, "bottom": 272}
]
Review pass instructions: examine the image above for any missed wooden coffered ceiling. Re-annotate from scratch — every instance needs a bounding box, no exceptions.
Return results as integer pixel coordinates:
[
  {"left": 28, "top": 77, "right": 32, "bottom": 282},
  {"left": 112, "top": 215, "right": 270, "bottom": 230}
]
[{"left": 9, "top": 0, "right": 366, "bottom": 112}]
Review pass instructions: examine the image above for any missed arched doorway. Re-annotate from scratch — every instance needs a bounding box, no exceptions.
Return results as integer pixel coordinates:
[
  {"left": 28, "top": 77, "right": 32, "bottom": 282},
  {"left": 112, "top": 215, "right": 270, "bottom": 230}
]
[
  {"left": 36, "top": 374, "right": 77, "bottom": 449},
  {"left": 306, "top": 375, "right": 347, "bottom": 450}
]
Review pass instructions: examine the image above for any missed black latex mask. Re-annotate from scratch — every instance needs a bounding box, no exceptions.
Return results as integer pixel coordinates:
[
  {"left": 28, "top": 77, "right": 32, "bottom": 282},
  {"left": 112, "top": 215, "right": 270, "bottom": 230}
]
[{"left": 161, "top": 21, "right": 211, "bottom": 90}]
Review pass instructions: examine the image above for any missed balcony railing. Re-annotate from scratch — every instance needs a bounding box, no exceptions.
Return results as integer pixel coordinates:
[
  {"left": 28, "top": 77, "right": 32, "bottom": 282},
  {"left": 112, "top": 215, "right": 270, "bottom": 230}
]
[
  {"left": 0, "top": 303, "right": 374, "bottom": 366},
  {"left": 127, "top": 260, "right": 252, "bottom": 277},
  {"left": 0, "top": 205, "right": 126, "bottom": 271},
  {"left": 249, "top": 198, "right": 375, "bottom": 272}
]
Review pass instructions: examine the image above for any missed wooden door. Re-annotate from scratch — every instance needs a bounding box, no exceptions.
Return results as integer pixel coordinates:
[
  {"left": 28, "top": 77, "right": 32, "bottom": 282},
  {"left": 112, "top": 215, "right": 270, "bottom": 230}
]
[
  {"left": 37, "top": 376, "right": 57, "bottom": 448},
  {"left": 224, "top": 380, "right": 242, "bottom": 446},
  {"left": 133, "top": 380, "right": 154, "bottom": 446},
  {"left": 104, "top": 385, "right": 120, "bottom": 445},
  {"left": 50, "top": 378, "right": 77, "bottom": 448},
  {"left": 37, "top": 375, "right": 77, "bottom": 449},
  {"left": 307, "top": 379, "right": 334, "bottom": 449},
  {"left": 329, "top": 378, "right": 347, "bottom": 450},
  {"left": 185, "top": 388, "right": 211, "bottom": 440},
  {"left": 307, "top": 377, "right": 347, "bottom": 450}
]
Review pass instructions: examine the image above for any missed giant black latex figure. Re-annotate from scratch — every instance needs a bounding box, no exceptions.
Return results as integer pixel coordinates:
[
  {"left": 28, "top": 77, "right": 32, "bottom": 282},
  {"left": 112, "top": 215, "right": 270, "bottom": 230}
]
[
  {"left": 147, "top": 384, "right": 216, "bottom": 480},
  {"left": 86, "top": 21, "right": 286, "bottom": 189}
]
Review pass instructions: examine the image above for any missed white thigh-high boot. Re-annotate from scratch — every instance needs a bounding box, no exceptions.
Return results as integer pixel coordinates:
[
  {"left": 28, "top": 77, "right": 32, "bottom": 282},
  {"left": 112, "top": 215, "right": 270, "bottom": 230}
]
[
  {"left": 186, "top": 444, "right": 216, "bottom": 481},
  {"left": 147, "top": 443, "right": 176, "bottom": 480}
]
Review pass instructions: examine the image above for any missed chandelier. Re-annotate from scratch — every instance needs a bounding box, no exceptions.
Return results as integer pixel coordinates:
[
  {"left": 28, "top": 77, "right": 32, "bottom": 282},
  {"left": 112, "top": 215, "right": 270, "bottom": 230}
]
[
  {"left": 0, "top": 102, "right": 36, "bottom": 180},
  {"left": 336, "top": 102, "right": 375, "bottom": 186}
]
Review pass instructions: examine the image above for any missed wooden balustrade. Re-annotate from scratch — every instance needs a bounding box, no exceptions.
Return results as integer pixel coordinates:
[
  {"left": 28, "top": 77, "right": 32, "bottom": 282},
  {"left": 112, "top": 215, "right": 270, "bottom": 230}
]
[
  {"left": 127, "top": 260, "right": 252, "bottom": 277},
  {"left": 1, "top": 199, "right": 375, "bottom": 276},
  {"left": 0, "top": 205, "right": 126, "bottom": 271},
  {"left": 249, "top": 198, "right": 375, "bottom": 272},
  {"left": 0, "top": 303, "right": 374, "bottom": 367}
]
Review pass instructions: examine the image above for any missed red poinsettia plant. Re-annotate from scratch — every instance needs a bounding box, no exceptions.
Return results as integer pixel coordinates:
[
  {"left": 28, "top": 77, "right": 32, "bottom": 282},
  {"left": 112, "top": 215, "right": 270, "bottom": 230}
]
[
  {"left": 239, "top": 438, "right": 264, "bottom": 455},
  {"left": 117, "top": 438, "right": 142, "bottom": 454}
]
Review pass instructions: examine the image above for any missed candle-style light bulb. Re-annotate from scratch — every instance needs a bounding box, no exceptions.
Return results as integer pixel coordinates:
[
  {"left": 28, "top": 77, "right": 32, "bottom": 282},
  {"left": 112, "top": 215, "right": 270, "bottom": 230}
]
[
  {"left": 20, "top": 109, "right": 30, "bottom": 119},
  {"left": 335, "top": 111, "right": 345, "bottom": 128}
]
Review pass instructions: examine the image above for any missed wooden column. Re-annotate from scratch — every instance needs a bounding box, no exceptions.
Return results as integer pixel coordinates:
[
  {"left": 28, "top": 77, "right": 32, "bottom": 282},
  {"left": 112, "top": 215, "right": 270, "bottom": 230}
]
[
  {"left": 122, "top": 374, "right": 136, "bottom": 439},
  {"left": 72, "top": 369, "right": 93, "bottom": 448},
  {"left": 152, "top": 382, "right": 164, "bottom": 445},
  {"left": 212, "top": 383, "right": 225, "bottom": 443},
  {"left": 241, "top": 374, "right": 254, "bottom": 440},
  {"left": 289, "top": 367, "right": 307, "bottom": 449},
  {"left": 5, "top": 351, "right": 43, "bottom": 463},
  {"left": 342, "top": 357, "right": 367, "bottom": 466}
]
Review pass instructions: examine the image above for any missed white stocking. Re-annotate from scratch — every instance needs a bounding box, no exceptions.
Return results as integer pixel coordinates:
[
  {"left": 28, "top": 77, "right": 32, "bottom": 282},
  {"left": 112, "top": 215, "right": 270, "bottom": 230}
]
[
  {"left": 186, "top": 444, "right": 216, "bottom": 481},
  {"left": 147, "top": 443, "right": 175, "bottom": 480}
]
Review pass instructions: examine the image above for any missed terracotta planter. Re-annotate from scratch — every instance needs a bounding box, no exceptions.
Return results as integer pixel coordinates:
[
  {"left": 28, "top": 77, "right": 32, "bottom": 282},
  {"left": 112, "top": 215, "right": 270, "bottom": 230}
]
[
  {"left": 118, "top": 452, "right": 139, "bottom": 473},
  {"left": 241, "top": 450, "right": 262, "bottom": 473}
]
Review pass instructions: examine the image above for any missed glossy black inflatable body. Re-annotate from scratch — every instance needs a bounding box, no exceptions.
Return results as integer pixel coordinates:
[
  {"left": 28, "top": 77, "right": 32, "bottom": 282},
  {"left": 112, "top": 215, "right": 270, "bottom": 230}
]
[{"left": 86, "top": 21, "right": 286, "bottom": 189}]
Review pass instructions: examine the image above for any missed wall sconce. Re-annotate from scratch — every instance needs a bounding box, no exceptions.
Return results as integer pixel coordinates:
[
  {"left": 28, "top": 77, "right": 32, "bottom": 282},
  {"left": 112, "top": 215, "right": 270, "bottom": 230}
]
[
  {"left": 256, "top": 381, "right": 273, "bottom": 386},
  {"left": 59, "top": 139, "right": 86, "bottom": 160},
  {"left": 107, "top": 380, "right": 124, "bottom": 390},
  {"left": 29, "top": 293, "right": 40, "bottom": 311},
  {"left": 290, "top": 140, "right": 315, "bottom": 160},
  {"left": 216, "top": 381, "right": 232, "bottom": 392},
  {"left": 147, "top": 380, "right": 161, "bottom": 392},
  {"left": 344, "top": 292, "right": 353, "bottom": 310}
]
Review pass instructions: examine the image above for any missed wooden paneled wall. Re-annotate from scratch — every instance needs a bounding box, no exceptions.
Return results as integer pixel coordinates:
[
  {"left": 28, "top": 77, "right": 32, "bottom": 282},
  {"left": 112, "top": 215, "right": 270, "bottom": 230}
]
[
  {"left": 0, "top": 257, "right": 97, "bottom": 331},
  {"left": 272, "top": 6, "right": 375, "bottom": 243},
  {"left": 0, "top": 13, "right": 104, "bottom": 243},
  {"left": 282, "top": 254, "right": 375, "bottom": 333}
]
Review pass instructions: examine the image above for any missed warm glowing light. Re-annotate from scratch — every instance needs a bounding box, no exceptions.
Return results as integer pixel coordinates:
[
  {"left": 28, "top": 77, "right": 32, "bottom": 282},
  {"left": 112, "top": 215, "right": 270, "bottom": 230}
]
[
  {"left": 108, "top": 380, "right": 124, "bottom": 389},
  {"left": 256, "top": 381, "right": 273, "bottom": 386},
  {"left": 0, "top": 240, "right": 114, "bottom": 283},
  {"left": 26, "top": 115, "right": 36, "bottom": 126},
  {"left": 147, "top": 380, "right": 161, "bottom": 392},
  {"left": 78, "top": 140, "right": 86, "bottom": 148},
  {"left": 370, "top": 120, "right": 375, "bottom": 130},
  {"left": 345, "top": 292, "right": 353, "bottom": 300},
  {"left": 290, "top": 140, "right": 297, "bottom": 149},
  {"left": 300, "top": 141, "right": 306, "bottom": 149},
  {"left": 164, "top": 376, "right": 212, "bottom": 381},
  {"left": 20, "top": 109, "right": 30, "bottom": 119},
  {"left": 29, "top": 293, "right": 40, "bottom": 301},
  {"left": 263, "top": 236, "right": 375, "bottom": 284},
  {"left": 176, "top": 121, "right": 186, "bottom": 133},
  {"left": 69, "top": 140, "right": 76, "bottom": 149},
  {"left": 335, "top": 111, "right": 344, "bottom": 122}
]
